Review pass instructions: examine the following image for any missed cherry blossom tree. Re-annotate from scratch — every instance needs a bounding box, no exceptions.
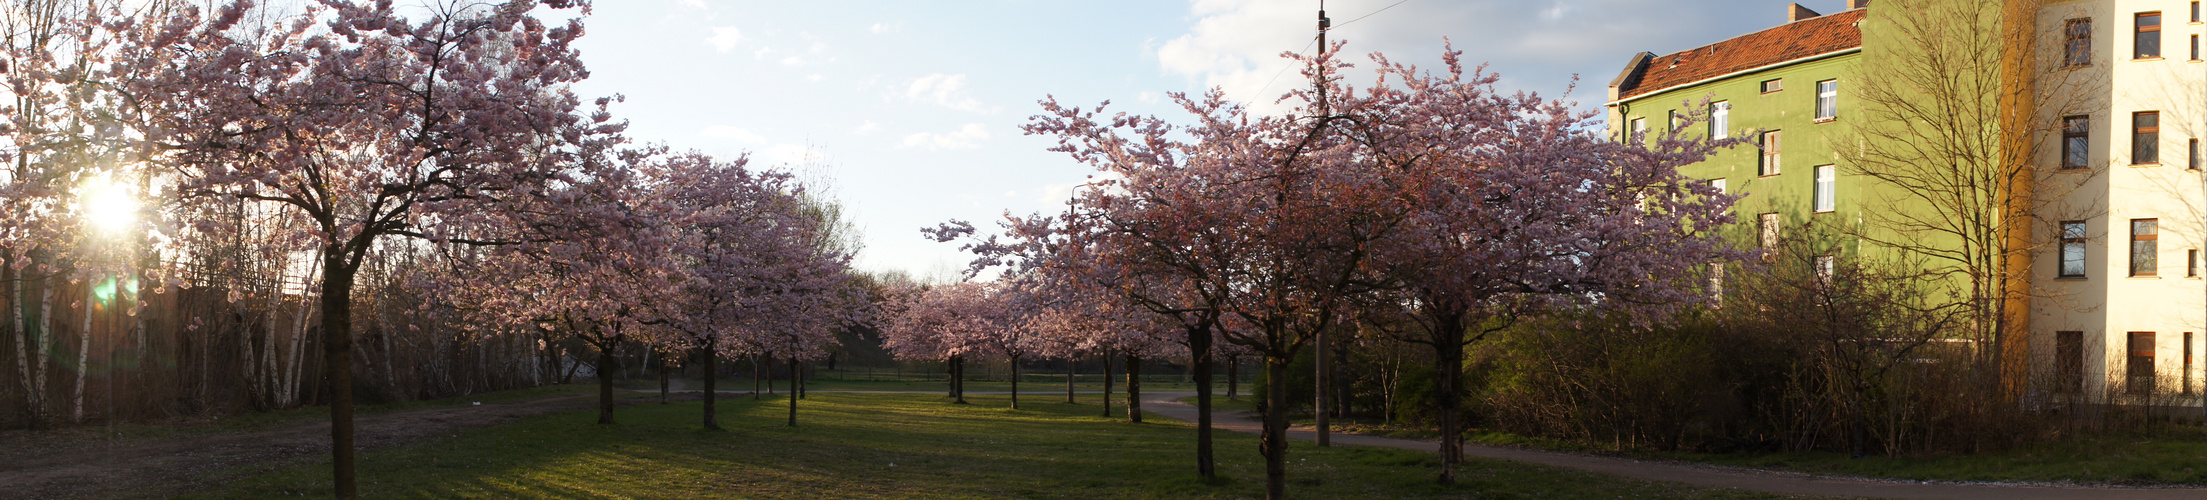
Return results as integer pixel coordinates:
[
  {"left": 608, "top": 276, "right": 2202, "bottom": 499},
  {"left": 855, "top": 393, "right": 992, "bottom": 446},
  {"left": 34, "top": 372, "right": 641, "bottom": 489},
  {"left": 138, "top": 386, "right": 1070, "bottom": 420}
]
[
  {"left": 1012, "top": 42, "right": 1744, "bottom": 497},
  {"left": 1018, "top": 62, "right": 1395, "bottom": 496},
  {"left": 1345, "top": 48, "right": 1743, "bottom": 484},
  {"left": 132, "top": 1, "right": 611, "bottom": 495},
  {"left": 880, "top": 281, "right": 988, "bottom": 404},
  {"left": 648, "top": 151, "right": 821, "bottom": 430}
]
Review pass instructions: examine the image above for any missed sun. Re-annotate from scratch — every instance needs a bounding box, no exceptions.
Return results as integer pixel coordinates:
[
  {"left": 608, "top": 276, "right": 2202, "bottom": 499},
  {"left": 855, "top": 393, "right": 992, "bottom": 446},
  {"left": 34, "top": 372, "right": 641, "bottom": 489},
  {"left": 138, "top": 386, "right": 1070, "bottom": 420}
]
[{"left": 79, "top": 173, "right": 139, "bottom": 236}]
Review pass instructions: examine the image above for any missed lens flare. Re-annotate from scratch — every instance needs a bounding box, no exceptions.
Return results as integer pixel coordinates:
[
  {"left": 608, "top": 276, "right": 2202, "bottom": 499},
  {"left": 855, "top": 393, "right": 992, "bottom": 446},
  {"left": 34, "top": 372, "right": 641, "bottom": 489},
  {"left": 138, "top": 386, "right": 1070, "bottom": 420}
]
[{"left": 80, "top": 173, "right": 139, "bottom": 236}]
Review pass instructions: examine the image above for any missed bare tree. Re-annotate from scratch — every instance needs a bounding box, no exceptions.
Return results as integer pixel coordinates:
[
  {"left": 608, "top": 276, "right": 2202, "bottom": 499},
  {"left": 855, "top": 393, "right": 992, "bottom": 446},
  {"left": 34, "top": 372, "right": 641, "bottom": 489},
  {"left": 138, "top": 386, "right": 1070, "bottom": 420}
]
[{"left": 1841, "top": 0, "right": 2102, "bottom": 402}]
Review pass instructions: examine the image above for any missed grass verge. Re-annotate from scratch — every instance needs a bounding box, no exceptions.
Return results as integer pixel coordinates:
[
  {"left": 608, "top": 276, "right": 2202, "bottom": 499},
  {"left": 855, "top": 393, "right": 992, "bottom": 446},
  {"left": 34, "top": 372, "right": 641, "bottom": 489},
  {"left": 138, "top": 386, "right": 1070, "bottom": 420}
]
[{"left": 188, "top": 393, "right": 1790, "bottom": 499}]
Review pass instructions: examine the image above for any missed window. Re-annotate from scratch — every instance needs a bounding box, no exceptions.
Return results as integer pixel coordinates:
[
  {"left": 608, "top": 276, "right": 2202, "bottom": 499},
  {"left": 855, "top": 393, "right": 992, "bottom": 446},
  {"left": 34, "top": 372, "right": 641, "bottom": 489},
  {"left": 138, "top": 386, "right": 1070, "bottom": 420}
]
[
  {"left": 2067, "top": 18, "right": 2094, "bottom": 66},
  {"left": 1710, "top": 178, "right": 1726, "bottom": 194},
  {"left": 2135, "top": 111, "right": 2159, "bottom": 164},
  {"left": 2129, "top": 332, "right": 2157, "bottom": 395},
  {"left": 1630, "top": 117, "right": 1647, "bottom": 143},
  {"left": 2191, "top": 249, "right": 2200, "bottom": 277},
  {"left": 1709, "top": 262, "right": 1725, "bottom": 306},
  {"left": 1815, "top": 80, "right": 1838, "bottom": 120},
  {"left": 2133, "top": 218, "right": 2159, "bottom": 276},
  {"left": 2057, "top": 331, "right": 2085, "bottom": 394},
  {"left": 2139, "top": 12, "right": 2163, "bottom": 59},
  {"left": 2193, "top": 138, "right": 2201, "bottom": 169},
  {"left": 2189, "top": 332, "right": 2197, "bottom": 395},
  {"left": 1760, "top": 130, "right": 1782, "bottom": 176},
  {"left": 2061, "top": 221, "right": 2088, "bottom": 278},
  {"left": 2195, "top": 2, "right": 2201, "bottom": 23},
  {"left": 1812, "top": 164, "right": 1836, "bottom": 213},
  {"left": 1760, "top": 213, "right": 1781, "bottom": 249},
  {"left": 1815, "top": 255, "right": 1836, "bottom": 285},
  {"left": 1710, "top": 101, "right": 1730, "bottom": 139},
  {"left": 2063, "top": 116, "right": 2090, "bottom": 169},
  {"left": 1761, "top": 79, "right": 1783, "bottom": 93},
  {"left": 2193, "top": 34, "right": 2200, "bottom": 60},
  {"left": 1668, "top": 109, "right": 1682, "bottom": 135}
]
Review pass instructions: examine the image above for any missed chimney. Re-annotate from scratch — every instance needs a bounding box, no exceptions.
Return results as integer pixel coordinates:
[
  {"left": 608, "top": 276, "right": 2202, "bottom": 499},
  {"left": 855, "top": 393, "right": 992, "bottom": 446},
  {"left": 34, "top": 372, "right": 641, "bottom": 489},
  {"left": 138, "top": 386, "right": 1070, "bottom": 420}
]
[
  {"left": 1789, "top": 3, "right": 1822, "bottom": 22},
  {"left": 1848, "top": 0, "right": 1871, "bottom": 10}
]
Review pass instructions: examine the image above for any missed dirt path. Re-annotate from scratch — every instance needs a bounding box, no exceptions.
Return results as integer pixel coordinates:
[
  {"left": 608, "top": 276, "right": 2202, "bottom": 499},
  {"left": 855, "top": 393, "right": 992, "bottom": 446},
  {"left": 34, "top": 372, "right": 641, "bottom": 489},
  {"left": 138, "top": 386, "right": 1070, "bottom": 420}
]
[
  {"left": 1139, "top": 391, "right": 2207, "bottom": 500},
  {"left": 0, "top": 393, "right": 654, "bottom": 500}
]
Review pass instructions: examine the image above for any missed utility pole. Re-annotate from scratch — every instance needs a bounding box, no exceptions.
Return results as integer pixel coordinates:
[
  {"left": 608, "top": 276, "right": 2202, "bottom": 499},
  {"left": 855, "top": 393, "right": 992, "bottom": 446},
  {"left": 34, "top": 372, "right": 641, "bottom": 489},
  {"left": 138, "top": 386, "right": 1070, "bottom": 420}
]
[{"left": 1312, "top": 1, "right": 1334, "bottom": 449}]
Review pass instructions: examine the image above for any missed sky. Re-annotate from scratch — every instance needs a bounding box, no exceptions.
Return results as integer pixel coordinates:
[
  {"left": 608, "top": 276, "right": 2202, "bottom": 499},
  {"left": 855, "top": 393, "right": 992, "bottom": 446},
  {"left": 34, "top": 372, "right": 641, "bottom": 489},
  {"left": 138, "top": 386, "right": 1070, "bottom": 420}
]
[{"left": 560, "top": 0, "right": 1859, "bottom": 279}]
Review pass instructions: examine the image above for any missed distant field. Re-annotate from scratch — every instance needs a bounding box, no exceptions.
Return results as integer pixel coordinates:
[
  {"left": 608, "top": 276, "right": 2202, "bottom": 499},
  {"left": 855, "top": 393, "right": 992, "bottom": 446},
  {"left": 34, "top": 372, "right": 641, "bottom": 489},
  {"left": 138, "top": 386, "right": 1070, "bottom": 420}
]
[{"left": 185, "top": 392, "right": 1783, "bottom": 499}]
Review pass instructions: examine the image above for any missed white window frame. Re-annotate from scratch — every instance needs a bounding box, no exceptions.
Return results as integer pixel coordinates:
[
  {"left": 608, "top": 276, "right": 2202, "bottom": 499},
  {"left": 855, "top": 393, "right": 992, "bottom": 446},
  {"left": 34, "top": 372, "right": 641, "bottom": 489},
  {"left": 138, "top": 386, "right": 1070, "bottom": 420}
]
[
  {"left": 1630, "top": 117, "right": 1647, "bottom": 143},
  {"left": 1760, "top": 213, "right": 1781, "bottom": 249},
  {"left": 1813, "top": 164, "right": 1836, "bottom": 213},
  {"left": 1711, "top": 101, "right": 1730, "bottom": 139},
  {"left": 1710, "top": 178, "right": 1726, "bottom": 194},
  {"left": 1815, "top": 80, "right": 1838, "bottom": 120}
]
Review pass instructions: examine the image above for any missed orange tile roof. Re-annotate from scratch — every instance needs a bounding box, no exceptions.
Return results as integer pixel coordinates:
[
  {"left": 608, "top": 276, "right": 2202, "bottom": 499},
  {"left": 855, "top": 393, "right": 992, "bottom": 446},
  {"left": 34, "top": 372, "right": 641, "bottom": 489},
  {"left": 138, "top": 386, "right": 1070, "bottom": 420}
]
[{"left": 1616, "top": 9, "right": 1865, "bottom": 101}]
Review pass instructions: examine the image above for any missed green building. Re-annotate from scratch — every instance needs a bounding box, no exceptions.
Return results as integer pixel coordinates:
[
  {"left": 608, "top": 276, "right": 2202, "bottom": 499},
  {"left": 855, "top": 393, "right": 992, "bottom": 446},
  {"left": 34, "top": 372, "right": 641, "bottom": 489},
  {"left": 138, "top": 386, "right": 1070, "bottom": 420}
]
[{"left": 1605, "top": 3, "right": 1867, "bottom": 267}]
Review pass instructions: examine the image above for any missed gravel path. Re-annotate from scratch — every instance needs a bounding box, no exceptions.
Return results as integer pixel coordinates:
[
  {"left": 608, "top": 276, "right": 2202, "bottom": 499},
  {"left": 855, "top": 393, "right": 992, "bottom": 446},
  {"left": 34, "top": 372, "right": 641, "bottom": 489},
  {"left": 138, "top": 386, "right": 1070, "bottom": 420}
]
[{"left": 1138, "top": 391, "right": 2207, "bottom": 500}]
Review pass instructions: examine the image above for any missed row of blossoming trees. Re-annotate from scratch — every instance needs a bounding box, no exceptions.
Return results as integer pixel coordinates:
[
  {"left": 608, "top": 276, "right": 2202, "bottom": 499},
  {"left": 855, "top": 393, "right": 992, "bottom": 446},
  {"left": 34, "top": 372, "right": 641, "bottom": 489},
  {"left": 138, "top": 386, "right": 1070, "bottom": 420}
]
[
  {"left": 885, "top": 46, "right": 1747, "bottom": 498},
  {"left": 0, "top": 1, "right": 864, "bottom": 497}
]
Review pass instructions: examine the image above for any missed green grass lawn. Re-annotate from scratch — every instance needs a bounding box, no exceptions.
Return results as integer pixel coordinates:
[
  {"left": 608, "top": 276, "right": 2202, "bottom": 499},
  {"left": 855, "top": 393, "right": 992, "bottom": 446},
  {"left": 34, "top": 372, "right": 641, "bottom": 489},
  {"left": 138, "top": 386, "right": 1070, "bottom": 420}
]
[
  {"left": 1633, "top": 428, "right": 2207, "bottom": 485},
  {"left": 1461, "top": 425, "right": 2207, "bottom": 486},
  {"left": 187, "top": 393, "right": 1788, "bottom": 499},
  {"left": 625, "top": 372, "right": 1218, "bottom": 395},
  {"left": 1197, "top": 395, "right": 2207, "bottom": 486}
]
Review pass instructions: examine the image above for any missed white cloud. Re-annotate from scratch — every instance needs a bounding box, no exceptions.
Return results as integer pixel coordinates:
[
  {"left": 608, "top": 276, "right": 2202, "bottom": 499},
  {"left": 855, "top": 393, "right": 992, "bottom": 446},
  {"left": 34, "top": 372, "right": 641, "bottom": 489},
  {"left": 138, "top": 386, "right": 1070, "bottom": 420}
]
[
  {"left": 900, "top": 123, "right": 991, "bottom": 150},
  {"left": 855, "top": 120, "right": 880, "bottom": 135},
  {"left": 804, "top": 73, "right": 825, "bottom": 82},
  {"left": 708, "top": 26, "right": 742, "bottom": 53},
  {"left": 1152, "top": 0, "right": 1776, "bottom": 113},
  {"left": 1137, "top": 91, "right": 1163, "bottom": 104},
  {"left": 700, "top": 125, "right": 766, "bottom": 144},
  {"left": 903, "top": 73, "right": 994, "bottom": 113},
  {"left": 870, "top": 21, "right": 901, "bottom": 34},
  {"left": 678, "top": 0, "right": 706, "bottom": 9},
  {"left": 759, "top": 143, "right": 814, "bottom": 165}
]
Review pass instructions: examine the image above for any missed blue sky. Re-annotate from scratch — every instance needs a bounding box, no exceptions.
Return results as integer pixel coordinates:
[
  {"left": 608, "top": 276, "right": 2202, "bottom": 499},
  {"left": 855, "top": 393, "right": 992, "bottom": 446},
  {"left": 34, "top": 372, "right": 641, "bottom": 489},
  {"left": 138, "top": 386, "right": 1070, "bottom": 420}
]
[{"left": 562, "top": 0, "right": 1856, "bottom": 278}]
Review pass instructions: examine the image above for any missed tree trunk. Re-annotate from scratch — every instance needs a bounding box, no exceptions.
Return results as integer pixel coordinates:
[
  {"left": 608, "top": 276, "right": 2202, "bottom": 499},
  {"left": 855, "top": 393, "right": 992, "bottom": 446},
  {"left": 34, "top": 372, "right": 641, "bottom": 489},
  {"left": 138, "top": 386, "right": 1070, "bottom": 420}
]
[
  {"left": 1125, "top": 354, "right": 1142, "bottom": 423},
  {"left": 1315, "top": 327, "right": 1329, "bottom": 447},
  {"left": 1189, "top": 322, "right": 1216, "bottom": 478},
  {"left": 1333, "top": 339, "right": 1350, "bottom": 420},
  {"left": 753, "top": 355, "right": 763, "bottom": 400},
  {"left": 658, "top": 358, "right": 670, "bottom": 404},
  {"left": 951, "top": 356, "right": 967, "bottom": 404},
  {"left": 798, "top": 360, "right": 807, "bottom": 399},
  {"left": 320, "top": 251, "right": 361, "bottom": 499},
  {"left": 6, "top": 260, "right": 33, "bottom": 429},
  {"left": 703, "top": 342, "right": 720, "bottom": 430},
  {"left": 1065, "top": 357, "right": 1076, "bottom": 404},
  {"left": 72, "top": 286, "right": 91, "bottom": 423},
  {"left": 786, "top": 358, "right": 799, "bottom": 426},
  {"left": 1432, "top": 314, "right": 1466, "bottom": 485},
  {"left": 596, "top": 340, "right": 617, "bottom": 425},
  {"left": 1263, "top": 356, "right": 1290, "bottom": 500},
  {"left": 1227, "top": 355, "right": 1239, "bottom": 402},
  {"left": 1101, "top": 351, "right": 1114, "bottom": 417},
  {"left": 1009, "top": 355, "right": 1020, "bottom": 409}
]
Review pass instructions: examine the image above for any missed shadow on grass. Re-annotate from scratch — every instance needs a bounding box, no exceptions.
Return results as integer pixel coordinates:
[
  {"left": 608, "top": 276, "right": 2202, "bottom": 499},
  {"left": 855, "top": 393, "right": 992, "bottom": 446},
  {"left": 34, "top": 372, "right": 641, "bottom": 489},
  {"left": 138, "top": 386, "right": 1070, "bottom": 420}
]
[{"left": 187, "top": 393, "right": 1785, "bottom": 499}]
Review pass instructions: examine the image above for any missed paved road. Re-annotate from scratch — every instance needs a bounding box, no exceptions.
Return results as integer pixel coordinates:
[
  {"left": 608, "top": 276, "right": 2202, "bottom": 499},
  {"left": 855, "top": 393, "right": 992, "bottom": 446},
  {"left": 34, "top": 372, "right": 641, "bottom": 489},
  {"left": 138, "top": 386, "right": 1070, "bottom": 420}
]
[{"left": 1138, "top": 391, "right": 2207, "bottom": 500}]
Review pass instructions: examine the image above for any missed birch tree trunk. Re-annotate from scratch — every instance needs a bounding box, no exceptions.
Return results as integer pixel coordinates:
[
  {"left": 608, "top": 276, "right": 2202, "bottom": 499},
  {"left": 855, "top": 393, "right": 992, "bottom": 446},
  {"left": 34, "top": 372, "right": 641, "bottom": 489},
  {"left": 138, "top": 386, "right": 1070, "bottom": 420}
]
[{"left": 73, "top": 285, "right": 92, "bottom": 423}]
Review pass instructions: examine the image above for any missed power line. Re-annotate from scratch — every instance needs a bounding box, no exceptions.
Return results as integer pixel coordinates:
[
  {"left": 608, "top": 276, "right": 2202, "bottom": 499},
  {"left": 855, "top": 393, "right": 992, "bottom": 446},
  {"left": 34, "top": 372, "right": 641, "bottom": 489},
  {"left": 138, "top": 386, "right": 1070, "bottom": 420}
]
[
  {"left": 1251, "top": 0, "right": 1413, "bottom": 100},
  {"left": 1336, "top": 0, "right": 1411, "bottom": 28}
]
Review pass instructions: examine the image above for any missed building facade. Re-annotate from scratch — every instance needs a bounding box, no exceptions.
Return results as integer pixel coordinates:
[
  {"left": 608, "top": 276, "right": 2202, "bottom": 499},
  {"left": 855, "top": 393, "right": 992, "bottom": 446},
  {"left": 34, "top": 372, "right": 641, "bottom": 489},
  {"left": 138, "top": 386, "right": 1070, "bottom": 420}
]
[{"left": 1607, "top": 0, "right": 2207, "bottom": 407}]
